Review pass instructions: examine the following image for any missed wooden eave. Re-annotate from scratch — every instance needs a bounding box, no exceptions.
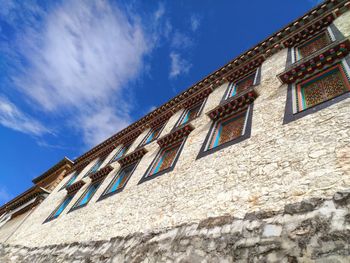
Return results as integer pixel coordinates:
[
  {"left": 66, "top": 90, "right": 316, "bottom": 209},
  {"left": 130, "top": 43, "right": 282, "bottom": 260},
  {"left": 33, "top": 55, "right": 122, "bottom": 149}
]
[
  {"left": 157, "top": 124, "right": 194, "bottom": 148},
  {"left": 32, "top": 157, "right": 73, "bottom": 184},
  {"left": 117, "top": 147, "right": 148, "bottom": 167},
  {"left": 89, "top": 165, "right": 114, "bottom": 182},
  {"left": 278, "top": 39, "right": 350, "bottom": 84},
  {"left": 207, "top": 88, "right": 258, "bottom": 121},
  {"left": 0, "top": 186, "right": 50, "bottom": 216},
  {"left": 71, "top": 0, "right": 349, "bottom": 168},
  {"left": 66, "top": 180, "right": 85, "bottom": 195}
]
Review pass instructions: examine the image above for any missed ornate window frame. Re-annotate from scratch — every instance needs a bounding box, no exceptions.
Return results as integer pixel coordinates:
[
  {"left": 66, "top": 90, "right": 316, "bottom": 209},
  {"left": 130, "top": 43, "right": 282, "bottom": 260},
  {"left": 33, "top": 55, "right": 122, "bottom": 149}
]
[
  {"left": 99, "top": 148, "right": 147, "bottom": 200},
  {"left": 68, "top": 180, "right": 102, "bottom": 213},
  {"left": 44, "top": 195, "right": 74, "bottom": 223},
  {"left": 139, "top": 124, "right": 194, "bottom": 184},
  {"left": 223, "top": 67, "right": 261, "bottom": 101},
  {"left": 197, "top": 88, "right": 257, "bottom": 159},
  {"left": 139, "top": 123, "right": 167, "bottom": 147},
  {"left": 59, "top": 171, "right": 78, "bottom": 191},
  {"left": 174, "top": 98, "right": 207, "bottom": 129},
  {"left": 280, "top": 39, "right": 350, "bottom": 124}
]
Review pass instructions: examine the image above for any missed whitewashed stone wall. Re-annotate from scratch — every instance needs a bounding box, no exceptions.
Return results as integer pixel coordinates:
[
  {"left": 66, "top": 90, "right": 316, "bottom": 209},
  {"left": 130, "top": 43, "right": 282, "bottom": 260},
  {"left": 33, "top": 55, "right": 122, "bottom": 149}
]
[{"left": 3, "top": 11, "right": 350, "bottom": 248}]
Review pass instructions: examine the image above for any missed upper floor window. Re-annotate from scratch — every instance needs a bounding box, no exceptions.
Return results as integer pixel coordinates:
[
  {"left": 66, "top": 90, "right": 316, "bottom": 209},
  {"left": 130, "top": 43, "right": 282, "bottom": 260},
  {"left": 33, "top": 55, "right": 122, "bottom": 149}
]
[
  {"left": 224, "top": 68, "right": 260, "bottom": 101},
  {"left": 83, "top": 158, "right": 104, "bottom": 178},
  {"left": 60, "top": 171, "right": 78, "bottom": 190},
  {"left": 139, "top": 124, "right": 193, "bottom": 184},
  {"left": 295, "top": 31, "right": 332, "bottom": 60},
  {"left": 140, "top": 124, "right": 165, "bottom": 146},
  {"left": 44, "top": 195, "right": 74, "bottom": 222},
  {"left": 176, "top": 99, "right": 206, "bottom": 128},
  {"left": 70, "top": 181, "right": 101, "bottom": 211},
  {"left": 109, "top": 143, "right": 131, "bottom": 163},
  {"left": 101, "top": 162, "right": 138, "bottom": 197},
  {"left": 294, "top": 62, "right": 350, "bottom": 112}
]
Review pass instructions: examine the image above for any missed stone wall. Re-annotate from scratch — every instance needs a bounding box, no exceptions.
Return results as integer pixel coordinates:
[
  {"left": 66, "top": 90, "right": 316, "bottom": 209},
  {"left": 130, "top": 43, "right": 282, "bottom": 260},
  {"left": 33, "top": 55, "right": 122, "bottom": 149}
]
[
  {"left": 1, "top": 190, "right": 349, "bottom": 262},
  {"left": 1, "top": 10, "right": 350, "bottom": 250}
]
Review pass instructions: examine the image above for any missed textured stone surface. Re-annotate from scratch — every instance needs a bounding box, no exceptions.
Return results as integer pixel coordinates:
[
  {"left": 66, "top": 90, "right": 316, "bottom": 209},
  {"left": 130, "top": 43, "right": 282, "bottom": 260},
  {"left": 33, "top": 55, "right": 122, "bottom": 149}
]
[
  {"left": 1, "top": 192, "right": 349, "bottom": 262},
  {"left": 1, "top": 10, "right": 349, "bottom": 252}
]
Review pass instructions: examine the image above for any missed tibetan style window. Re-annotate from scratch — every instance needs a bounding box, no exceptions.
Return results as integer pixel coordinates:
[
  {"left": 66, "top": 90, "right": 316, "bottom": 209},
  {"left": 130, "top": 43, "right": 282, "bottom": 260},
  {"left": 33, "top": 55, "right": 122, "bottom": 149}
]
[
  {"left": 109, "top": 143, "right": 131, "bottom": 163},
  {"left": 70, "top": 181, "right": 101, "bottom": 211},
  {"left": 224, "top": 68, "right": 260, "bottom": 101},
  {"left": 294, "top": 31, "right": 332, "bottom": 60},
  {"left": 140, "top": 123, "right": 165, "bottom": 146},
  {"left": 100, "top": 148, "right": 147, "bottom": 200},
  {"left": 60, "top": 171, "right": 78, "bottom": 190},
  {"left": 139, "top": 124, "right": 193, "bottom": 184},
  {"left": 197, "top": 89, "right": 257, "bottom": 159},
  {"left": 175, "top": 99, "right": 206, "bottom": 128},
  {"left": 280, "top": 39, "right": 350, "bottom": 124},
  {"left": 83, "top": 158, "right": 104, "bottom": 178},
  {"left": 44, "top": 195, "right": 74, "bottom": 222}
]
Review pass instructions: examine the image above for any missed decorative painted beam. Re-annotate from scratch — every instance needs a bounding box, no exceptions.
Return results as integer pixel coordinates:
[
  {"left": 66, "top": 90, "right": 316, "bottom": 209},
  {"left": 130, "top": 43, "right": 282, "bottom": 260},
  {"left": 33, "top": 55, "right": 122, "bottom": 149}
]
[
  {"left": 66, "top": 180, "right": 85, "bottom": 195},
  {"left": 279, "top": 39, "right": 350, "bottom": 84},
  {"left": 118, "top": 147, "right": 148, "bottom": 167},
  {"left": 157, "top": 124, "right": 194, "bottom": 148},
  {"left": 89, "top": 165, "right": 114, "bottom": 183},
  {"left": 207, "top": 88, "right": 258, "bottom": 121}
]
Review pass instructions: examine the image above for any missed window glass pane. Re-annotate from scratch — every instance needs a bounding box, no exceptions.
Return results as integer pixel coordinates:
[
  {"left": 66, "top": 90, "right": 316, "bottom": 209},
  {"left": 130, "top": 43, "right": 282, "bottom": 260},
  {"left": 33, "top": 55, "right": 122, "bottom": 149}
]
[
  {"left": 298, "top": 32, "right": 331, "bottom": 59},
  {"left": 208, "top": 112, "right": 246, "bottom": 150},
  {"left": 52, "top": 195, "right": 73, "bottom": 218},
  {"left": 66, "top": 173, "right": 78, "bottom": 187},
  {"left": 296, "top": 63, "right": 350, "bottom": 112},
  {"left": 107, "top": 164, "right": 135, "bottom": 194},
  {"left": 76, "top": 183, "right": 99, "bottom": 207},
  {"left": 230, "top": 74, "right": 255, "bottom": 98},
  {"left": 181, "top": 103, "right": 202, "bottom": 125},
  {"left": 150, "top": 143, "right": 181, "bottom": 175}
]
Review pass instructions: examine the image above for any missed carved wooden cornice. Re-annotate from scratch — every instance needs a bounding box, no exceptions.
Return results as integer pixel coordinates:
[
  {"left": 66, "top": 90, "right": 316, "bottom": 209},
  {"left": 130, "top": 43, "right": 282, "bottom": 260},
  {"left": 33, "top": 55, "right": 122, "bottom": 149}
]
[
  {"left": 279, "top": 39, "right": 350, "bottom": 84},
  {"left": 182, "top": 86, "right": 213, "bottom": 108},
  {"left": 118, "top": 147, "right": 148, "bottom": 167},
  {"left": 207, "top": 88, "right": 258, "bottom": 121},
  {"left": 72, "top": 0, "right": 348, "bottom": 167},
  {"left": 149, "top": 112, "right": 172, "bottom": 128},
  {"left": 226, "top": 56, "right": 264, "bottom": 83},
  {"left": 283, "top": 15, "right": 334, "bottom": 48},
  {"left": 89, "top": 165, "right": 113, "bottom": 182},
  {"left": 0, "top": 186, "right": 50, "bottom": 215},
  {"left": 32, "top": 157, "right": 73, "bottom": 184},
  {"left": 66, "top": 180, "right": 85, "bottom": 195},
  {"left": 157, "top": 124, "right": 194, "bottom": 148}
]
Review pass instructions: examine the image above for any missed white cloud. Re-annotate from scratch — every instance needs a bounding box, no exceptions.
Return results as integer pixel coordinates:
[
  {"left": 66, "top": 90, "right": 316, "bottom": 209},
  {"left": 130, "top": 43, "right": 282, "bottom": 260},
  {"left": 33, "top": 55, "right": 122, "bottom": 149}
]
[
  {"left": 190, "top": 15, "right": 201, "bottom": 32},
  {"left": 0, "top": 187, "right": 13, "bottom": 205},
  {"left": 171, "top": 31, "right": 193, "bottom": 49},
  {"left": 0, "top": 96, "right": 50, "bottom": 136},
  {"left": 154, "top": 3, "right": 165, "bottom": 21},
  {"left": 169, "top": 52, "right": 192, "bottom": 79},
  {"left": 5, "top": 0, "right": 154, "bottom": 146}
]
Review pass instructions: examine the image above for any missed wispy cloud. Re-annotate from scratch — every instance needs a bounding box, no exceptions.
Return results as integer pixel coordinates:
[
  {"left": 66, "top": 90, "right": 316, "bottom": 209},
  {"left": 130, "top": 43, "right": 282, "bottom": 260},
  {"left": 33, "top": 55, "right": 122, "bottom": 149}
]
[
  {"left": 190, "top": 15, "right": 201, "bottom": 32},
  {"left": 169, "top": 52, "right": 192, "bottom": 79},
  {"left": 1, "top": 0, "right": 155, "bottom": 147},
  {"left": 0, "top": 96, "right": 50, "bottom": 136},
  {"left": 171, "top": 31, "right": 193, "bottom": 49},
  {"left": 0, "top": 187, "right": 12, "bottom": 205}
]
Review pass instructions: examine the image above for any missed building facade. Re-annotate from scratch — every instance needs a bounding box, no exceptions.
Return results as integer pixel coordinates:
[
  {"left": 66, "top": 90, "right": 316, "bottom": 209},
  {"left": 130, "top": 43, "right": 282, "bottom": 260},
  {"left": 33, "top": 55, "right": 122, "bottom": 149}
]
[{"left": 1, "top": 1, "right": 350, "bottom": 262}]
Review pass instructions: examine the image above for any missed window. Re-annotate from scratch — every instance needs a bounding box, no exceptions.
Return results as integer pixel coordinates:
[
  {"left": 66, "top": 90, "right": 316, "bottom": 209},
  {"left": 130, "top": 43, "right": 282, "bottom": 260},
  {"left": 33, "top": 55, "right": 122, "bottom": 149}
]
[
  {"left": 295, "top": 63, "right": 350, "bottom": 112},
  {"left": 70, "top": 182, "right": 101, "bottom": 211},
  {"left": 141, "top": 139, "right": 185, "bottom": 184},
  {"left": 60, "top": 172, "right": 78, "bottom": 190},
  {"left": 224, "top": 69, "right": 260, "bottom": 100},
  {"left": 45, "top": 195, "right": 73, "bottom": 222},
  {"left": 283, "top": 60, "right": 350, "bottom": 124},
  {"left": 295, "top": 31, "right": 332, "bottom": 60},
  {"left": 176, "top": 99, "right": 206, "bottom": 128},
  {"left": 109, "top": 144, "right": 131, "bottom": 163},
  {"left": 100, "top": 162, "right": 138, "bottom": 198},
  {"left": 83, "top": 158, "right": 104, "bottom": 178},
  {"left": 197, "top": 102, "right": 254, "bottom": 159},
  {"left": 141, "top": 124, "right": 165, "bottom": 146}
]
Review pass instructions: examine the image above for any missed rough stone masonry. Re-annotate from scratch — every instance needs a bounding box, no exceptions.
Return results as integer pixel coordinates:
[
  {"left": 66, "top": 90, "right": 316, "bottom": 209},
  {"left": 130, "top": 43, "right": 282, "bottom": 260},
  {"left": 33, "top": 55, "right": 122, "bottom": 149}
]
[{"left": 0, "top": 190, "right": 349, "bottom": 262}]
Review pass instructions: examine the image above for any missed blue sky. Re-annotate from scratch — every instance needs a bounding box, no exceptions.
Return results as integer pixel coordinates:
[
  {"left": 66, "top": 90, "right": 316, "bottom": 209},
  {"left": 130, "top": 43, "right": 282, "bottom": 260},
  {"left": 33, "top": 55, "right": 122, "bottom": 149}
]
[{"left": 0, "top": 0, "right": 321, "bottom": 205}]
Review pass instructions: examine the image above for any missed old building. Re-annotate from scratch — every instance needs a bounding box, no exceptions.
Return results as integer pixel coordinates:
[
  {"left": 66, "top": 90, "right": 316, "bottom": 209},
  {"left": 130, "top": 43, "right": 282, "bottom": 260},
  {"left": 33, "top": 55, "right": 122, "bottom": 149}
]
[{"left": 0, "top": 0, "right": 349, "bottom": 262}]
